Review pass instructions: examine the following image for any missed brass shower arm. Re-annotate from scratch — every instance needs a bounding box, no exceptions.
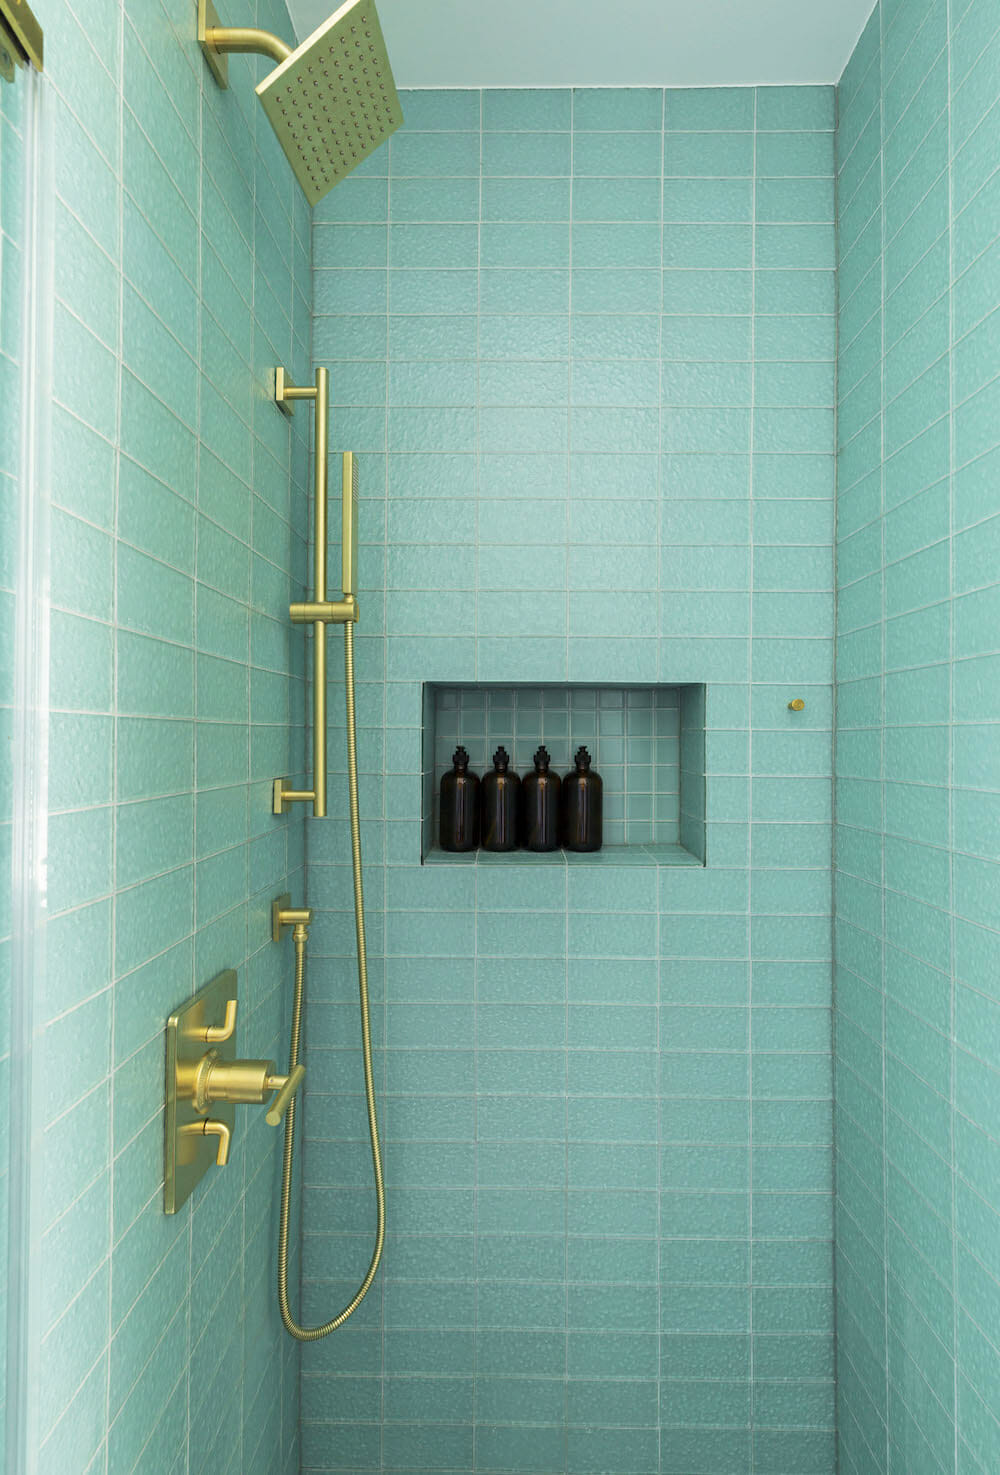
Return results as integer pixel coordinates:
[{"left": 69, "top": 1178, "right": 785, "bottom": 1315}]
[
  {"left": 204, "top": 26, "right": 292, "bottom": 63},
  {"left": 198, "top": 1, "right": 291, "bottom": 88}
]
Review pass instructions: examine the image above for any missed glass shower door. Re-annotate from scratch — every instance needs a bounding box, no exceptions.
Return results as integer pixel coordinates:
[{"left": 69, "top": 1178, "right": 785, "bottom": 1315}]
[{"left": 1, "top": 52, "right": 51, "bottom": 1475}]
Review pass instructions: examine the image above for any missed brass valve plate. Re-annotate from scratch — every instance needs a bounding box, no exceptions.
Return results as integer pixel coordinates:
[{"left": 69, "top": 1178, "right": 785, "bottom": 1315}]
[{"left": 164, "top": 969, "right": 238, "bottom": 1213}]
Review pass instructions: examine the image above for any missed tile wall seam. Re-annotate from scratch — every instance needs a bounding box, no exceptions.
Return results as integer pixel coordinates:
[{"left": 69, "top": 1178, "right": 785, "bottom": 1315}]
[
  {"left": 186, "top": 25, "right": 208, "bottom": 1475},
  {"left": 473, "top": 94, "right": 482, "bottom": 1475},
  {"left": 830, "top": 68, "right": 842, "bottom": 1475},
  {"left": 563, "top": 681, "right": 569, "bottom": 1468},
  {"left": 878, "top": 5, "right": 890, "bottom": 1468},
  {"left": 747, "top": 83, "right": 758, "bottom": 1474},
  {"left": 564, "top": 94, "right": 574, "bottom": 699},
  {"left": 946, "top": 1, "right": 959, "bottom": 1470},
  {"left": 240, "top": 40, "right": 256, "bottom": 1475},
  {"left": 379, "top": 79, "right": 393, "bottom": 1475},
  {"left": 655, "top": 82, "right": 665, "bottom": 1475},
  {"left": 101, "top": 2, "right": 125, "bottom": 1464}
]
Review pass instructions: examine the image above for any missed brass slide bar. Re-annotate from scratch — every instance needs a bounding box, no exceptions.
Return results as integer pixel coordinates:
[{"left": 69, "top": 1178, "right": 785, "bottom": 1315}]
[{"left": 274, "top": 366, "right": 333, "bottom": 819}]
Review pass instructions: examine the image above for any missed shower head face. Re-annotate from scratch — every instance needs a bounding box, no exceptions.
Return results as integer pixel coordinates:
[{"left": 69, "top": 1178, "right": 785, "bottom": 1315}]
[{"left": 255, "top": 0, "right": 402, "bottom": 207}]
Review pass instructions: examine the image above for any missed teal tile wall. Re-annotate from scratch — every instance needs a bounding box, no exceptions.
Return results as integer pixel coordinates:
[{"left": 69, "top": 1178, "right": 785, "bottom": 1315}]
[
  {"left": 19, "top": 0, "right": 310, "bottom": 1468},
  {"left": 0, "top": 63, "right": 28, "bottom": 1462},
  {"left": 836, "top": 3, "right": 1000, "bottom": 1473},
  {"left": 305, "top": 85, "right": 837, "bottom": 1474}
]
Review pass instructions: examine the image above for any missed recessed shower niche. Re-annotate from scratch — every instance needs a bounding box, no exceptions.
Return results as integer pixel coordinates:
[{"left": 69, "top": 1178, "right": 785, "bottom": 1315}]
[{"left": 421, "top": 684, "right": 706, "bottom": 865}]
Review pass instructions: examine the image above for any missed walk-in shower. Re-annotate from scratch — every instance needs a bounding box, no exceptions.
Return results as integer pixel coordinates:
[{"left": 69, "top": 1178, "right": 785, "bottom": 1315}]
[{"left": 11, "top": 0, "right": 1000, "bottom": 1467}]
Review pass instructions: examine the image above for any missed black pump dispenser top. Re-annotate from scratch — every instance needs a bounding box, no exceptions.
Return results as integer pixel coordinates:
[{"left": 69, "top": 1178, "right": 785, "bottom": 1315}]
[
  {"left": 574, "top": 746, "right": 591, "bottom": 770},
  {"left": 534, "top": 746, "right": 551, "bottom": 769},
  {"left": 493, "top": 746, "right": 510, "bottom": 771}
]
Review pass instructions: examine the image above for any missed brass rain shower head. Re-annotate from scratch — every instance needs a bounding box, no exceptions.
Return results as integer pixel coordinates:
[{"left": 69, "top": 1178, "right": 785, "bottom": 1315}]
[{"left": 198, "top": 0, "right": 403, "bottom": 206}]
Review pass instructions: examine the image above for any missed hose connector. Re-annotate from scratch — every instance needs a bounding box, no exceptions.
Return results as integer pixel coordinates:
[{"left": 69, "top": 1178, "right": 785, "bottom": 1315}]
[{"left": 272, "top": 893, "right": 313, "bottom": 943}]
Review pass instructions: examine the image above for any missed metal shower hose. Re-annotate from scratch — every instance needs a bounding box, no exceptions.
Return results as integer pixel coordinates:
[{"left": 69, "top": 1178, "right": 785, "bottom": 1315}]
[{"left": 277, "top": 620, "right": 385, "bottom": 1338}]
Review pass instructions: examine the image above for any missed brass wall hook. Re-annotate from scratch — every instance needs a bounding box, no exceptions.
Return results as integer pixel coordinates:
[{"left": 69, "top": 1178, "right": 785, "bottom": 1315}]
[
  {"left": 200, "top": 997, "right": 237, "bottom": 1043},
  {"left": 788, "top": 699, "right": 805, "bottom": 711},
  {"left": 180, "top": 1119, "right": 232, "bottom": 1166}
]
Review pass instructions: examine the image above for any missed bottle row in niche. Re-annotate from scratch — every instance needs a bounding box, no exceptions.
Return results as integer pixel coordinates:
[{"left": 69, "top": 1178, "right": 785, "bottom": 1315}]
[{"left": 440, "top": 745, "right": 603, "bottom": 854}]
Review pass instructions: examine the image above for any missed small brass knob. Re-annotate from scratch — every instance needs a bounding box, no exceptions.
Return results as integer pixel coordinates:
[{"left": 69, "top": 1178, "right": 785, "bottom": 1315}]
[{"left": 788, "top": 699, "right": 805, "bottom": 712}]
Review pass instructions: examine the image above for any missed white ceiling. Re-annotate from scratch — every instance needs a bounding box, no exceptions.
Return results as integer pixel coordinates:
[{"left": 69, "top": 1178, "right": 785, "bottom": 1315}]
[{"left": 286, "top": 0, "right": 876, "bottom": 89}]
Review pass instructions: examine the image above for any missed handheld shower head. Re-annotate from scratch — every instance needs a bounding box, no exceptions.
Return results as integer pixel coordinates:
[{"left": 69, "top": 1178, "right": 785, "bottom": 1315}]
[
  {"left": 199, "top": 0, "right": 403, "bottom": 205},
  {"left": 342, "top": 452, "right": 359, "bottom": 600}
]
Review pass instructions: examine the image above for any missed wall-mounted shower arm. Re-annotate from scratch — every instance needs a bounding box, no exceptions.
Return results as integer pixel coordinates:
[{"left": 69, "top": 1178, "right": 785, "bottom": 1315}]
[
  {"left": 203, "top": 26, "right": 291, "bottom": 64},
  {"left": 198, "top": 0, "right": 291, "bottom": 87}
]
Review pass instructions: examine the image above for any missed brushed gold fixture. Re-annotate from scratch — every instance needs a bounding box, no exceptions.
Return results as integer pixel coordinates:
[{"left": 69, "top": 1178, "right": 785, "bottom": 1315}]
[
  {"left": 272, "top": 893, "right": 313, "bottom": 942},
  {"left": 164, "top": 969, "right": 306, "bottom": 1213},
  {"left": 201, "top": 996, "right": 238, "bottom": 1042},
  {"left": 273, "top": 378, "right": 361, "bottom": 818},
  {"left": 342, "top": 450, "right": 359, "bottom": 600},
  {"left": 788, "top": 699, "right": 806, "bottom": 711},
  {"left": 198, "top": 0, "right": 289, "bottom": 86},
  {"left": 180, "top": 1118, "right": 232, "bottom": 1166},
  {"left": 272, "top": 633, "right": 386, "bottom": 1342},
  {"left": 289, "top": 597, "right": 357, "bottom": 623},
  {"left": 198, "top": 0, "right": 403, "bottom": 206},
  {"left": 187, "top": 1054, "right": 303, "bottom": 1117},
  {"left": 273, "top": 367, "right": 329, "bottom": 818},
  {"left": 0, "top": 0, "right": 43, "bottom": 82}
]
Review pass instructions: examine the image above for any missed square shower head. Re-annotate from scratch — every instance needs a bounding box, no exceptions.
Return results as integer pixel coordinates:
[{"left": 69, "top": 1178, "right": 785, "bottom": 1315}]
[{"left": 256, "top": 0, "right": 403, "bottom": 207}]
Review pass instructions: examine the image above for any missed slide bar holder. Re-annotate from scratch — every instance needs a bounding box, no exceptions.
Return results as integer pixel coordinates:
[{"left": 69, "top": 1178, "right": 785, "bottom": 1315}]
[{"left": 273, "top": 366, "right": 330, "bottom": 819}]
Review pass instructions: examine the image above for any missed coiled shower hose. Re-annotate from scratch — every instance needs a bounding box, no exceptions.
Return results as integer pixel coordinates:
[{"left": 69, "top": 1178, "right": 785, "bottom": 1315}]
[{"left": 277, "top": 620, "right": 385, "bottom": 1339}]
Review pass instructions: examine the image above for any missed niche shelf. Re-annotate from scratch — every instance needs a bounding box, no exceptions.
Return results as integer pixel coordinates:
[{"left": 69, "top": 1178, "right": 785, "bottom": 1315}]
[{"left": 421, "top": 683, "right": 706, "bottom": 866}]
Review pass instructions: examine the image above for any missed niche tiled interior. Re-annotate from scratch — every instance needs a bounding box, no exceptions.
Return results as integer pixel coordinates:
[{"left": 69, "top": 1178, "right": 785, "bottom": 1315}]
[{"left": 421, "top": 682, "right": 707, "bottom": 861}]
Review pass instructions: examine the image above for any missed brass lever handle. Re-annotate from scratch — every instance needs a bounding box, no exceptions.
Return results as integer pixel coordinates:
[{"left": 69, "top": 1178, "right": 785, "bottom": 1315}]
[
  {"left": 265, "top": 1064, "right": 305, "bottom": 1126},
  {"left": 180, "top": 1118, "right": 231, "bottom": 1166},
  {"left": 200, "top": 997, "right": 237, "bottom": 1043}
]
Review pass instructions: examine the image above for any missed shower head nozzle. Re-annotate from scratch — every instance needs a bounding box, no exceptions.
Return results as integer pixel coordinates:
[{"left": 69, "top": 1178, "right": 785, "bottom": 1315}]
[
  {"left": 199, "top": 0, "right": 403, "bottom": 207},
  {"left": 258, "top": 0, "right": 403, "bottom": 205}
]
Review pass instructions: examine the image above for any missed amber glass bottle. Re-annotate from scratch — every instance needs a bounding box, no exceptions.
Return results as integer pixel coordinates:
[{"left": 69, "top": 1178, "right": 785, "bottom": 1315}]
[
  {"left": 560, "top": 746, "right": 603, "bottom": 852},
  {"left": 439, "top": 746, "right": 480, "bottom": 852},
  {"left": 481, "top": 746, "right": 520, "bottom": 852},
  {"left": 521, "top": 745, "right": 561, "bottom": 852}
]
